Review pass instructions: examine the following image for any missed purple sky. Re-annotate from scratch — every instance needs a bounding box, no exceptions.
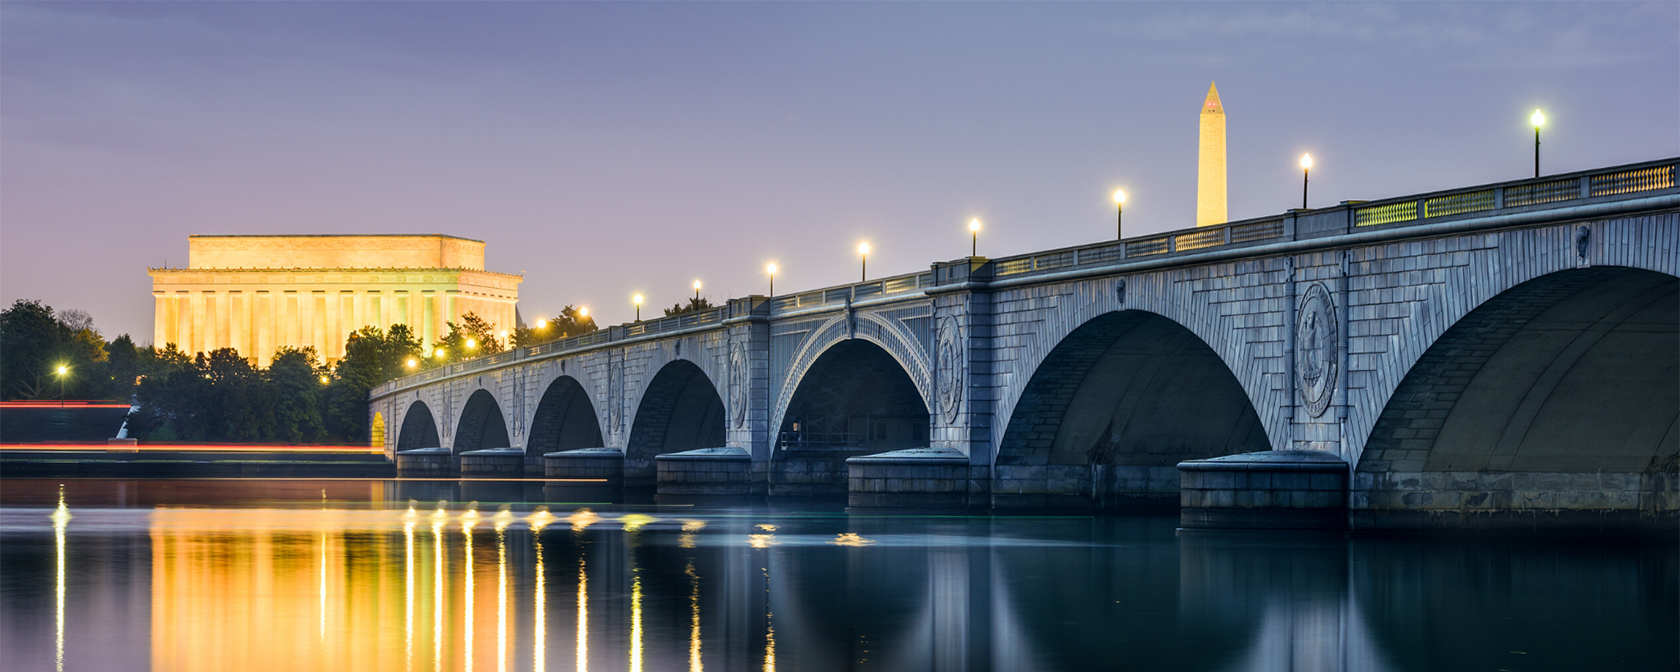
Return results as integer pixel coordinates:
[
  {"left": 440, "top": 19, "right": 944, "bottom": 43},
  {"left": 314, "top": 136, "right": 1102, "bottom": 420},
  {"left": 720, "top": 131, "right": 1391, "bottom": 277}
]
[{"left": 4, "top": 2, "right": 1676, "bottom": 341}]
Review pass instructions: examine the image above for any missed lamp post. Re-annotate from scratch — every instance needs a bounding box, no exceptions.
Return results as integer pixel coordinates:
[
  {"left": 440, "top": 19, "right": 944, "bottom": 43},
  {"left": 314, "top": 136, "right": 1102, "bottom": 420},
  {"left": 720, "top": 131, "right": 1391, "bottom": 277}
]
[
  {"left": 766, "top": 263, "right": 777, "bottom": 296},
  {"left": 858, "top": 242, "right": 870, "bottom": 282},
  {"left": 1112, "top": 189, "right": 1126, "bottom": 240},
  {"left": 693, "top": 280, "right": 702, "bottom": 303},
  {"left": 1300, "top": 154, "right": 1313, "bottom": 210},
  {"left": 1531, "top": 109, "right": 1545, "bottom": 178},
  {"left": 633, "top": 294, "right": 643, "bottom": 322},
  {"left": 968, "top": 218, "right": 981, "bottom": 257},
  {"left": 55, "top": 364, "right": 67, "bottom": 405}
]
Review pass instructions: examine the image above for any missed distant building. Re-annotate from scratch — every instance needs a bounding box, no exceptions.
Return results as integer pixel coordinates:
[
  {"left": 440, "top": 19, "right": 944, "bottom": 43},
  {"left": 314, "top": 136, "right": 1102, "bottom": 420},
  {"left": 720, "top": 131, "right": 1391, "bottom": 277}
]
[
  {"left": 148, "top": 235, "right": 521, "bottom": 366},
  {"left": 1197, "top": 81, "right": 1227, "bottom": 227}
]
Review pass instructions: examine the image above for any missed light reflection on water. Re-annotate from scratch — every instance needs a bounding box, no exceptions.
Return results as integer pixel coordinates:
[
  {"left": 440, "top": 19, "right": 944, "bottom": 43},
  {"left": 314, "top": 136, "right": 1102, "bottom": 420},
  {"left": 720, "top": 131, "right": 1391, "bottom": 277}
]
[{"left": 0, "top": 479, "right": 1675, "bottom": 672}]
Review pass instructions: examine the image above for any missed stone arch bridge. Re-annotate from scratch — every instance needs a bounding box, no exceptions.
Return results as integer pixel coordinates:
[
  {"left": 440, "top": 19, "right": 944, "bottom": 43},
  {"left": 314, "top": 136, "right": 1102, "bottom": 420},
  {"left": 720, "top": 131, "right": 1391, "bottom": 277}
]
[{"left": 371, "top": 159, "right": 1678, "bottom": 530}]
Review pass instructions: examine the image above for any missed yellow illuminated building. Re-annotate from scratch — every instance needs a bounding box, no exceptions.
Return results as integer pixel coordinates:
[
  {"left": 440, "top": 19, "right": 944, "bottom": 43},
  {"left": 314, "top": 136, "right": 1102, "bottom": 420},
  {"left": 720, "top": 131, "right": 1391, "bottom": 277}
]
[
  {"left": 1196, "top": 82, "right": 1228, "bottom": 227},
  {"left": 148, "top": 235, "right": 521, "bottom": 366}
]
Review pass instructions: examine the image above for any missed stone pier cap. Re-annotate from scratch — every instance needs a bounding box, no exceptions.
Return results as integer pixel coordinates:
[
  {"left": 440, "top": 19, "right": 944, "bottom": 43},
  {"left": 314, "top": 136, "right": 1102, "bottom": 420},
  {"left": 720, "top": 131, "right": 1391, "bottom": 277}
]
[
  {"left": 845, "top": 447, "right": 969, "bottom": 466},
  {"left": 1178, "top": 450, "right": 1350, "bottom": 530}
]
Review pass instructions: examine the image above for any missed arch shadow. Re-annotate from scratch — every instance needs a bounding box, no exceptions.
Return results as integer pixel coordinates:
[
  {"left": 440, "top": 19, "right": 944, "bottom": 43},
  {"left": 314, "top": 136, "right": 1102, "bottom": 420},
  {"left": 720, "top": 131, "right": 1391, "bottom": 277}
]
[
  {"left": 1355, "top": 267, "right": 1678, "bottom": 529},
  {"left": 453, "top": 389, "right": 512, "bottom": 454},
  {"left": 527, "top": 375, "right": 605, "bottom": 455},
  {"left": 396, "top": 400, "right": 441, "bottom": 451},
  {"left": 773, "top": 339, "right": 930, "bottom": 494},
  {"left": 624, "top": 360, "right": 726, "bottom": 485},
  {"left": 995, "top": 309, "right": 1270, "bottom": 508}
]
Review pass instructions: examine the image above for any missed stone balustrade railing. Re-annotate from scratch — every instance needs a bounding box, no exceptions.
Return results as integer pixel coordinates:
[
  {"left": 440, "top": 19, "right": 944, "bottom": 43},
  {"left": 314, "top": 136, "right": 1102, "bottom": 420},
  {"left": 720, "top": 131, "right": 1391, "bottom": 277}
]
[{"left": 370, "top": 158, "right": 1676, "bottom": 397}]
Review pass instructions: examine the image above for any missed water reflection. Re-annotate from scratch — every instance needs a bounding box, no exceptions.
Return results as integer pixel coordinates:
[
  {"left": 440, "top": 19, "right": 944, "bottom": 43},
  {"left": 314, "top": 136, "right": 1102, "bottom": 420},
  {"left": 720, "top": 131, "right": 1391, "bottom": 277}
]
[{"left": 2, "top": 480, "right": 1674, "bottom": 671}]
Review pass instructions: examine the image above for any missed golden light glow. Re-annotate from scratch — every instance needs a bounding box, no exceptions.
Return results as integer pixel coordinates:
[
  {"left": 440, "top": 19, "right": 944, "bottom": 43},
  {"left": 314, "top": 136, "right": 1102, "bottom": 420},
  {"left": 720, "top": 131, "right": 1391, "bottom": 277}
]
[
  {"left": 687, "top": 561, "right": 703, "bottom": 672},
  {"left": 536, "top": 318, "right": 548, "bottom": 329},
  {"left": 435, "top": 348, "right": 446, "bottom": 358},
  {"left": 1300, "top": 154, "right": 1313, "bottom": 170},
  {"left": 629, "top": 567, "right": 642, "bottom": 672},
  {"left": 633, "top": 294, "right": 644, "bottom": 306},
  {"left": 857, "top": 242, "right": 870, "bottom": 255},
  {"left": 407, "top": 358, "right": 418, "bottom": 368},
  {"left": 621, "top": 513, "right": 657, "bottom": 532},
  {"left": 1112, "top": 189, "right": 1126, "bottom": 205},
  {"left": 318, "top": 529, "right": 328, "bottom": 642},
  {"left": 532, "top": 509, "right": 547, "bottom": 672},
  {"left": 463, "top": 509, "right": 478, "bottom": 672},
  {"left": 754, "top": 524, "right": 777, "bottom": 532},
  {"left": 748, "top": 534, "right": 779, "bottom": 549},
  {"left": 567, "top": 508, "right": 599, "bottom": 533},
  {"left": 693, "top": 280, "right": 702, "bottom": 291},
  {"left": 431, "top": 505, "right": 447, "bottom": 671},
  {"left": 968, "top": 218, "right": 981, "bottom": 233},
  {"left": 405, "top": 515, "right": 416, "bottom": 672},
  {"left": 578, "top": 307, "right": 589, "bottom": 318},
  {"left": 56, "top": 365, "right": 68, "bottom": 376},
  {"left": 53, "top": 487, "right": 69, "bottom": 672},
  {"left": 1532, "top": 109, "right": 1546, "bottom": 128},
  {"left": 495, "top": 511, "right": 510, "bottom": 672},
  {"left": 766, "top": 262, "right": 777, "bottom": 275},
  {"left": 466, "top": 338, "right": 477, "bottom": 349},
  {"left": 830, "top": 532, "right": 877, "bottom": 547},
  {"left": 496, "top": 330, "right": 507, "bottom": 341},
  {"left": 319, "top": 375, "right": 330, "bottom": 384},
  {"left": 576, "top": 559, "right": 589, "bottom": 672}
]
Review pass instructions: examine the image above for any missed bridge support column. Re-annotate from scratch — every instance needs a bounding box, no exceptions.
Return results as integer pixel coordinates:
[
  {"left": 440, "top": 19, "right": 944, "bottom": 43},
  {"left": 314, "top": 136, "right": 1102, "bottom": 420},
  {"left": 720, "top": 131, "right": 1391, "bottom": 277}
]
[
  {"left": 724, "top": 297, "right": 775, "bottom": 492},
  {"left": 1178, "top": 450, "right": 1348, "bottom": 529},
  {"left": 656, "top": 447, "right": 762, "bottom": 497}
]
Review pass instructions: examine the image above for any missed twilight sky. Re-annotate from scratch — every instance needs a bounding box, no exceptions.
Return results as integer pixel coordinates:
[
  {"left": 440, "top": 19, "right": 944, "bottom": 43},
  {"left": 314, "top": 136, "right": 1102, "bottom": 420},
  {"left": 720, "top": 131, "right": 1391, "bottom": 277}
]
[{"left": 3, "top": 2, "right": 1676, "bottom": 341}]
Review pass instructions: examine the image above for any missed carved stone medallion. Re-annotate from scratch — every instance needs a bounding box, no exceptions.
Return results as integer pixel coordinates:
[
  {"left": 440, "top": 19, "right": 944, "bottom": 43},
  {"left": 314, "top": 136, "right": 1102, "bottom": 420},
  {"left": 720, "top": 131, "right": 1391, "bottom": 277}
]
[
  {"left": 1295, "top": 282, "right": 1339, "bottom": 418},
  {"left": 936, "top": 318, "right": 964, "bottom": 424},
  {"left": 729, "top": 341, "right": 749, "bottom": 428}
]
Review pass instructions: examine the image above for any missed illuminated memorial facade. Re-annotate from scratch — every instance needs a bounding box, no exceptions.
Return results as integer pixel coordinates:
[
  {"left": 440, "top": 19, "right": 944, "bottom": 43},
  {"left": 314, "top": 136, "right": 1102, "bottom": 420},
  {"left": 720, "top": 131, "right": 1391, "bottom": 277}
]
[{"left": 148, "top": 235, "right": 520, "bottom": 367}]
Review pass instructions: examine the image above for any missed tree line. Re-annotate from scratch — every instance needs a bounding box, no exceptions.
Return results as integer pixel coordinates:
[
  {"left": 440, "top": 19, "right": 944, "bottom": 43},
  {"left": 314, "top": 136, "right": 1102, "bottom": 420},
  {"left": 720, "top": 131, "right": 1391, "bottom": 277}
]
[{"left": 0, "top": 299, "right": 596, "bottom": 444}]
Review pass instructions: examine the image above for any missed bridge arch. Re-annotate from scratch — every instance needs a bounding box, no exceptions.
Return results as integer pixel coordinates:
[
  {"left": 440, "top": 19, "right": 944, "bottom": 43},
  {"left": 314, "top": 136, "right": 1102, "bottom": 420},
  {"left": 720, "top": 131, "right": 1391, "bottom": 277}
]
[
  {"left": 453, "top": 388, "right": 512, "bottom": 453},
  {"left": 624, "top": 359, "right": 727, "bottom": 482},
  {"left": 770, "top": 311, "right": 934, "bottom": 448},
  {"left": 775, "top": 337, "right": 930, "bottom": 455},
  {"left": 995, "top": 309, "right": 1270, "bottom": 505},
  {"left": 396, "top": 399, "right": 441, "bottom": 450},
  {"left": 525, "top": 375, "right": 605, "bottom": 457},
  {"left": 1355, "top": 266, "right": 1677, "bottom": 522}
]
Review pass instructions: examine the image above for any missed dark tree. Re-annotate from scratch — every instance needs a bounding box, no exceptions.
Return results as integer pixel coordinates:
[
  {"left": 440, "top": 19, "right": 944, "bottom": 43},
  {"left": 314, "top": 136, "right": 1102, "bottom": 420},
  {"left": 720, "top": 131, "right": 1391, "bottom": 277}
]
[{"left": 663, "top": 296, "right": 715, "bottom": 317}]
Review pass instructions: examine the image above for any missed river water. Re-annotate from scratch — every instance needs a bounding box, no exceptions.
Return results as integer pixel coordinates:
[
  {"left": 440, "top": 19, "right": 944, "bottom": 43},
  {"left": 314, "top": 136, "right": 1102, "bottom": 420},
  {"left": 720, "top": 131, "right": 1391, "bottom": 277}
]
[{"left": 1, "top": 478, "right": 1674, "bottom": 671}]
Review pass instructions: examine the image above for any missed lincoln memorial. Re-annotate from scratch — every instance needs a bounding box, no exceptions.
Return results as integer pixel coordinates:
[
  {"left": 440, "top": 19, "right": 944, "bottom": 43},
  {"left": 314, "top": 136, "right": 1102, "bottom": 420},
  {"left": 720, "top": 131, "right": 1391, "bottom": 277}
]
[{"left": 148, "top": 234, "right": 521, "bottom": 366}]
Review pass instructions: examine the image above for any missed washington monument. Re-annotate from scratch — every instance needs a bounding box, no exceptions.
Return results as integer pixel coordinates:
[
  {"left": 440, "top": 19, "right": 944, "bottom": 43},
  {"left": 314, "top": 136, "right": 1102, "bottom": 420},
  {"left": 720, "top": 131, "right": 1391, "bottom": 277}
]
[{"left": 1197, "top": 82, "right": 1227, "bottom": 227}]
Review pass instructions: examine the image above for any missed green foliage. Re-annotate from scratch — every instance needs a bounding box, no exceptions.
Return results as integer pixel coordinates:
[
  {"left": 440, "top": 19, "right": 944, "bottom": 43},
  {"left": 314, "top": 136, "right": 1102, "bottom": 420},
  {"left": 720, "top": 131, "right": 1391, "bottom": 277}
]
[
  {"left": 325, "top": 325, "right": 424, "bottom": 442},
  {"left": 270, "top": 347, "right": 325, "bottom": 443},
  {"left": 663, "top": 296, "right": 715, "bottom": 317},
  {"left": 512, "top": 304, "right": 598, "bottom": 348},
  {"left": 433, "top": 311, "right": 503, "bottom": 362},
  {"left": 0, "top": 299, "right": 125, "bottom": 400}
]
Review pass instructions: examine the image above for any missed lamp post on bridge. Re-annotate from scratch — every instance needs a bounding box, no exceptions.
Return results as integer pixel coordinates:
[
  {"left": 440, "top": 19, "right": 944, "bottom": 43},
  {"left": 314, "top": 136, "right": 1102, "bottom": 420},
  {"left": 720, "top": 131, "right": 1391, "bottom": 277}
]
[
  {"left": 766, "top": 263, "right": 777, "bottom": 296},
  {"left": 1112, "top": 189, "right": 1126, "bottom": 239},
  {"left": 633, "top": 294, "right": 643, "bottom": 322},
  {"left": 693, "top": 280, "right": 702, "bottom": 303},
  {"left": 1531, "top": 109, "right": 1545, "bottom": 178},
  {"left": 968, "top": 218, "right": 981, "bottom": 257},
  {"left": 1300, "top": 154, "right": 1313, "bottom": 210},
  {"left": 858, "top": 242, "right": 870, "bottom": 282}
]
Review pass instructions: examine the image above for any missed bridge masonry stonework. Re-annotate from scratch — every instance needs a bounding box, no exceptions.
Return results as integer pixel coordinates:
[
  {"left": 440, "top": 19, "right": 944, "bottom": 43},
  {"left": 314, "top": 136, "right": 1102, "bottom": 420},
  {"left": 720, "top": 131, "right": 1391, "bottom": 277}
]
[{"left": 373, "top": 159, "right": 1679, "bottom": 531}]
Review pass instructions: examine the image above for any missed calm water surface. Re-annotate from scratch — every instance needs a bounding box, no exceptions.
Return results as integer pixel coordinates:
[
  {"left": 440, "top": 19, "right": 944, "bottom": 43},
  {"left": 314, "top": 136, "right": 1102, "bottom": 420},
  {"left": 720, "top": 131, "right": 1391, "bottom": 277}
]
[{"left": 1, "top": 479, "right": 1674, "bottom": 671}]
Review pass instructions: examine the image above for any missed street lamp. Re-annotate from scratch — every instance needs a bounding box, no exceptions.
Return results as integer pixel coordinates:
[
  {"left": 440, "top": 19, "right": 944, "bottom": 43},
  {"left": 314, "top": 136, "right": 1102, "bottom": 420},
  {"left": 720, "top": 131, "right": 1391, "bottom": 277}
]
[
  {"left": 1112, "top": 189, "right": 1126, "bottom": 240},
  {"left": 633, "top": 294, "right": 644, "bottom": 321},
  {"left": 320, "top": 375, "right": 330, "bottom": 385},
  {"left": 435, "top": 348, "right": 446, "bottom": 359},
  {"left": 1531, "top": 109, "right": 1545, "bottom": 178},
  {"left": 536, "top": 318, "right": 548, "bottom": 329},
  {"left": 465, "top": 338, "right": 476, "bottom": 349},
  {"left": 1300, "top": 154, "right": 1313, "bottom": 210},
  {"left": 968, "top": 218, "right": 981, "bottom": 257},
  {"left": 406, "top": 358, "right": 418, "bottom": 369},
  {"left": 578, "top": 306, "right": 589, "bottom": 319},
  {"left": 858, "top": 242, "right": 870, "bottom": 282},
  {"left": 766, "top": 263, "right": 778, "bottom": 296},
  {"left": 54, "top": 364, "right": 68, "bottom": 404},
  {"left": 693, "top": 280, "right": 702, "bottom": 303}
]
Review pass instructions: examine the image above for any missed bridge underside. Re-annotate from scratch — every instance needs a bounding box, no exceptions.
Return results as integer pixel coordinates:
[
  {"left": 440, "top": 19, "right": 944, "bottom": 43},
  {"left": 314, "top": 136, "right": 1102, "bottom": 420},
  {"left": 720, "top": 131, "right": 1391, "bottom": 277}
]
[
  {"left": 773, "top": 340, "right": 929, "bottom": 495},
  {"left": 624, "top": 360, "right": 726, "bottom": 488},
  {"left": 994, "top": 311, "right": 1271, "bottom": 508},
  {"left": 1355, "top": 268, "right": 1678, "bottom": 530}
]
